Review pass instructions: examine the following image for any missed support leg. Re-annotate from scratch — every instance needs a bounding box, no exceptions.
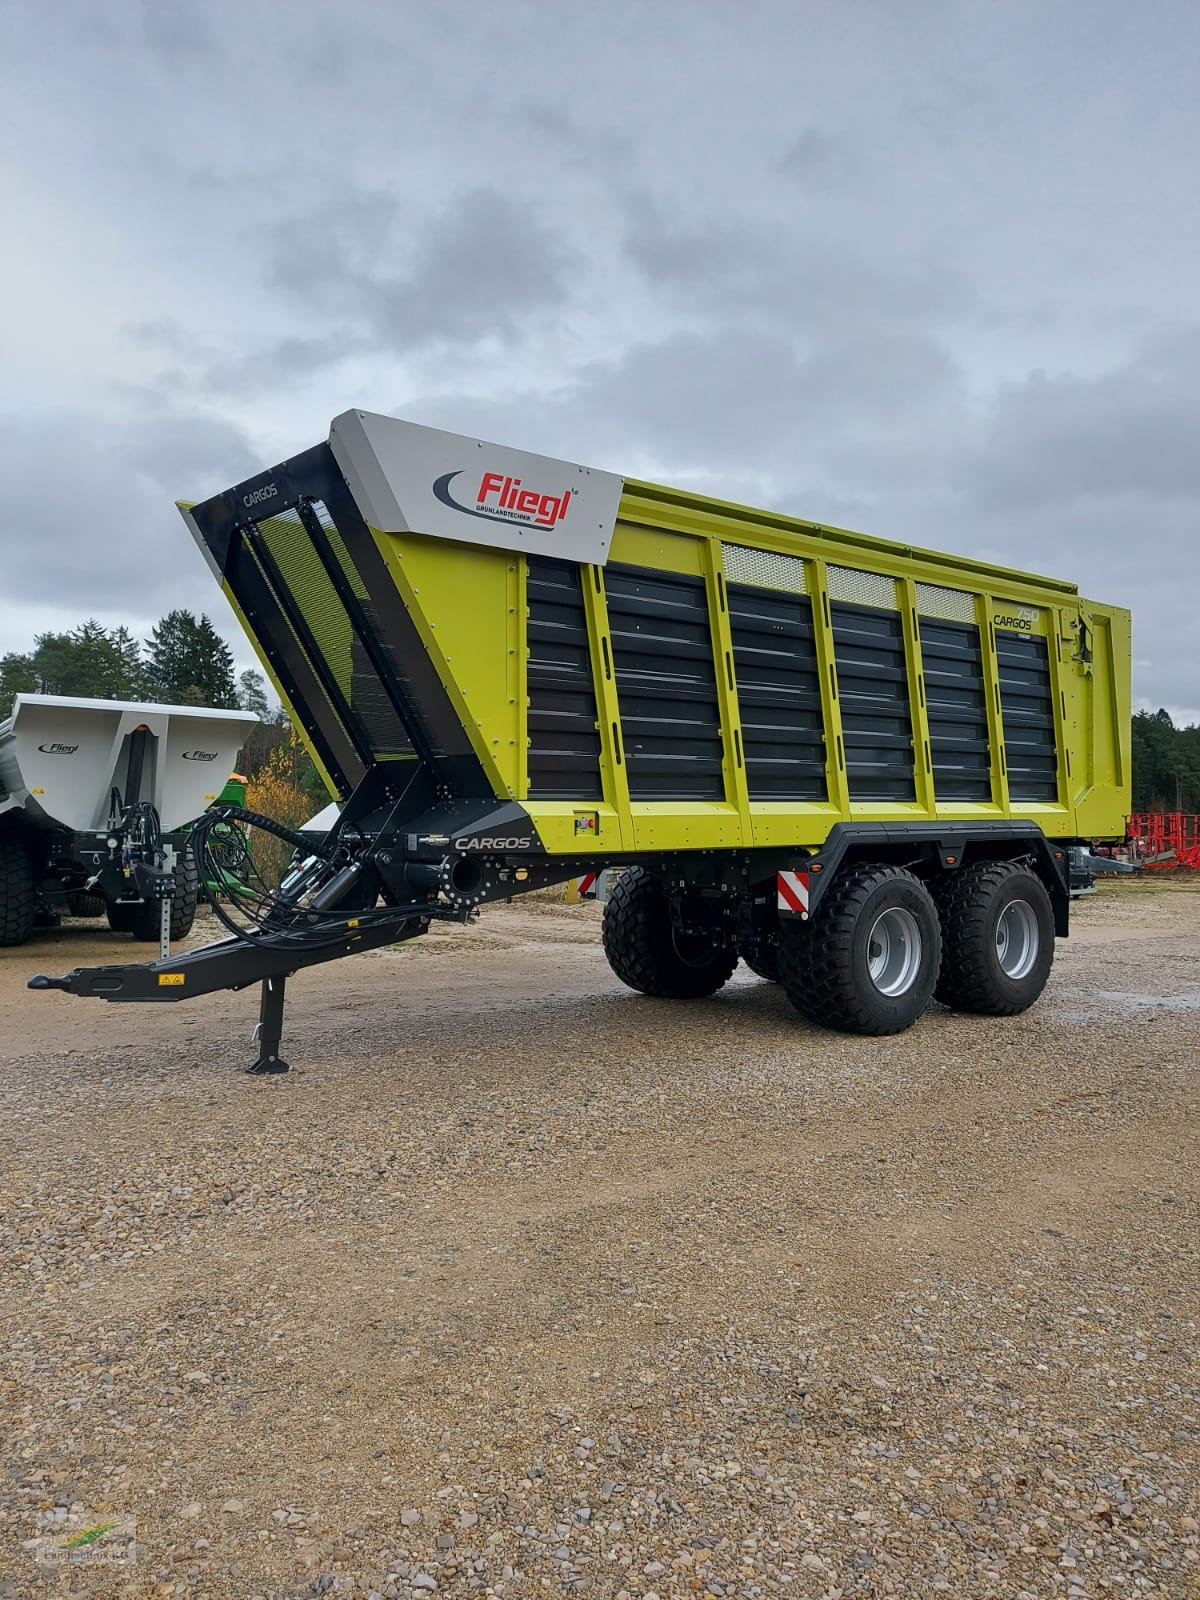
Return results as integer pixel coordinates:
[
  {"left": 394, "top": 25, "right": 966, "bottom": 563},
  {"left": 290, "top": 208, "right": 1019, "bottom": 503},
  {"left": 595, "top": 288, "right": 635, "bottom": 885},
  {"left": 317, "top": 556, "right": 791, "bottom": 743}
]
[{"left": 248, "top": 975, "right": 290, "bottom": 1075}]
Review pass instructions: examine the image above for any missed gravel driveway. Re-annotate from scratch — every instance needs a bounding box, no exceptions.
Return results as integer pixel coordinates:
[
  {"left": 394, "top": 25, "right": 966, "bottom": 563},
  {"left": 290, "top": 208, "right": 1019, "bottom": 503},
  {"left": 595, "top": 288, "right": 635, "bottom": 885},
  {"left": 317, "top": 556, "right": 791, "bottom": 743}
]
[{"left": 1, "top": 881, "right": 1198, "bottom": 1598}]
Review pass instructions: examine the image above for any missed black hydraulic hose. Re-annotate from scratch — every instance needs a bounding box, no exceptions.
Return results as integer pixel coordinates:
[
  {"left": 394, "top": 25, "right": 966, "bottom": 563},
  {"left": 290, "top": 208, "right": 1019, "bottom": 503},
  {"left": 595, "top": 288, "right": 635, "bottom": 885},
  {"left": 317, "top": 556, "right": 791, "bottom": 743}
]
[{"left": 190, "top": 805, "right": 419, "bottom": 953}]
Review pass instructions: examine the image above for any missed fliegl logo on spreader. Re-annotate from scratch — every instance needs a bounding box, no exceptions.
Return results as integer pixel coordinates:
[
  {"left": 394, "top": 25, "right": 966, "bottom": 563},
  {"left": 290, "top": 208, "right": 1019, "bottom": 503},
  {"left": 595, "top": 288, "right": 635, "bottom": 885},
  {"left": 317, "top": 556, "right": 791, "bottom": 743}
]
[{"left": 433, "top": 469, "right": 572, "bottom": 529}]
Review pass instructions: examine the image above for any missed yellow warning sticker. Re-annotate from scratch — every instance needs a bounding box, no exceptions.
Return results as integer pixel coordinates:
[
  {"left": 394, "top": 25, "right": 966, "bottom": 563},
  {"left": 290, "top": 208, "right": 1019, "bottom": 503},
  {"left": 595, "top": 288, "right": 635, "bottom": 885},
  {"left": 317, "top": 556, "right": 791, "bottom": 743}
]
[
  {"left": 347, "top": 918, "right": 360, "bottom": 928},
  {"left": 158, "top": 973, "right": 185, "bottom": 987}
]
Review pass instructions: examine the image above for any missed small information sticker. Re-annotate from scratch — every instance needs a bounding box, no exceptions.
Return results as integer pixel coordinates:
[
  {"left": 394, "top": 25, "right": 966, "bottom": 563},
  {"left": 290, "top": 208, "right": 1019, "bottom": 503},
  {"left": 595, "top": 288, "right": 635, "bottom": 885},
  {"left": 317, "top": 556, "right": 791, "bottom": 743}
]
[{"left": 157, "top": 973, "right": 185, "bottom": 987}]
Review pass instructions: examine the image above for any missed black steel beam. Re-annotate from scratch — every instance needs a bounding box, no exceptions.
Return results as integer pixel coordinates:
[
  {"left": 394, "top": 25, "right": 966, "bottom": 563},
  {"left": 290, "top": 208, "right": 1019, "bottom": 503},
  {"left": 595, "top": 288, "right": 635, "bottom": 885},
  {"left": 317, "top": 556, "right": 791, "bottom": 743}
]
[{"left": 28, "top": 909, "right": 438, "bottom": 1004}]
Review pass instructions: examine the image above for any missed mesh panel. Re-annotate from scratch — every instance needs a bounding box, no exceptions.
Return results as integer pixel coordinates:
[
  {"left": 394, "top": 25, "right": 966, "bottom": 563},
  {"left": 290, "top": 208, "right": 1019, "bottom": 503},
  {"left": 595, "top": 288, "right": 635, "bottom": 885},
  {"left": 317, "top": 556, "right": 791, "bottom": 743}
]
[
  {"left": 235, "top": 537, "right": 356, "bottom": 780},
  {"left": 310, "top": 500, "right": 416, "bottom": 761},
  {"left": 827, "top": 565, "right": 898, "bottom": 609},
  {"left": 313, "top": 501, "right": 370, "bottom": 601},
  {"left": 915, "top": 582, "right": 977, "bottom": 623},
  {"left": 257, "top": 509, "right": 353, "bottom": 697},
  {"left": 721, "top": 544, "right": 809, "bottom": 595},
  {"left": 254, "top": 505, "right": 413, "bottom": 760}
]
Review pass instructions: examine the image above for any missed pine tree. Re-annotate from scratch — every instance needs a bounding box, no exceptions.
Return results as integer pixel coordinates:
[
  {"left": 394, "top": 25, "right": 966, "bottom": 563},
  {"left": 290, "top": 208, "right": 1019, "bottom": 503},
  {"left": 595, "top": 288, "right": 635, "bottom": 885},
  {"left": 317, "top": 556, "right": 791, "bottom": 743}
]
[
  {"left": 145, "top": 611, "right": 238, "bottom": 708},
  {"left": 110, "top": 626, "right": 149, "bottom": 700},
  {"left": 236, "top": 669, "right": 271, "bottom": 720},
  {"left": 0, "top": 652, "right": 36, "bottom": 719}
]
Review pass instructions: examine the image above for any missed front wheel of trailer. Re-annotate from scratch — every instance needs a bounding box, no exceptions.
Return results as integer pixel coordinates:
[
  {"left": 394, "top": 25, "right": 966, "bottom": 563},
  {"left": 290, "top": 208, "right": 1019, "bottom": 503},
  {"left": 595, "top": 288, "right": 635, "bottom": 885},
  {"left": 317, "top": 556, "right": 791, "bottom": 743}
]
[{"left": 602, "top": 866, "right": 737, "bottom": 999}]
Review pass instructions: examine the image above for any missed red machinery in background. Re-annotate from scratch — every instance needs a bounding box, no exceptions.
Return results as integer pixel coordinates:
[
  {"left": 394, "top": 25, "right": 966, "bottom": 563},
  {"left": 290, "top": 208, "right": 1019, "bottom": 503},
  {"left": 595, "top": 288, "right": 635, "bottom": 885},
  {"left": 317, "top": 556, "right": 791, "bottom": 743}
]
[{"left": 1127, "top": 812, "right": 1200, "bottom": 869}]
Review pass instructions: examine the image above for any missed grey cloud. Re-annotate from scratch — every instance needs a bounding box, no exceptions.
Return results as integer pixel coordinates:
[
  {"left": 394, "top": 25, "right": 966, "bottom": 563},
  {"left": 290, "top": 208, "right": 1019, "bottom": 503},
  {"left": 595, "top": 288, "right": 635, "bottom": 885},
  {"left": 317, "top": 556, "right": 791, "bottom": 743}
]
[
  {"left": 620, "top": 189, "right": 972, "bottom": 332},
  {"left": 960, "top": 330, "right": 1200, "bottom": 511},
  {"left": 779, "top": 129, "right": 867, "bottom": 192},
  {"left": 270, "top": 185, "right": 579, "bottom": 349},
  {"left": 0, "top": 407, "right": 258, "bottom": 613},
  {"left": 510, "top": 102, "right": 635, "bottom": 175},
  {"left": 181, "top": 185, "right": 583, "bottom": 397},
  {"left": 134, "top": 0, "right": 224, "bottom": 66},
  {"left": 364, "top": 187, "right": 576, "bottom": 345}
]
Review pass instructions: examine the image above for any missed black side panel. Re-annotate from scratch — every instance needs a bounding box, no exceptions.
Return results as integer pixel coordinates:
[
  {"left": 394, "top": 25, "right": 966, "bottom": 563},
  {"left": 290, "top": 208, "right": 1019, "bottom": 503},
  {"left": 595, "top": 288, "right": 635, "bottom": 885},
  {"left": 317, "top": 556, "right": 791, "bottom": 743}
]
[
  {"left": 997, "top": 630, "right": 1059, "bottom": 801},
  {"left": 606, "top": 565, "right": 725, "bottom": 801},
  {"left": 727, "top": 582, "right": 826, "bottom": 800},
  {"left": 831, "top": 601, "right": 916, "bottom": 802},
  {"left": 526, "top": 556, "right": 602, "bottom": 800},
  {"left": 919, "top": 617, "right": 992, "bottom": 801}
]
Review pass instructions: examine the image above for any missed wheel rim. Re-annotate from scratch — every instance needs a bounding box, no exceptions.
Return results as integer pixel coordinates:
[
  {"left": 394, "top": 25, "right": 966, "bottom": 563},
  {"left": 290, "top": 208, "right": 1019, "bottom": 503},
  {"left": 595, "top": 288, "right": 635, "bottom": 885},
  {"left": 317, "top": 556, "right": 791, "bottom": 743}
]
[
  {"left": 996, "top": 898, "right": 1039, "bottom": 980},
  {"left": 866, "top": 907, "right": 923, "bottom": 996}
]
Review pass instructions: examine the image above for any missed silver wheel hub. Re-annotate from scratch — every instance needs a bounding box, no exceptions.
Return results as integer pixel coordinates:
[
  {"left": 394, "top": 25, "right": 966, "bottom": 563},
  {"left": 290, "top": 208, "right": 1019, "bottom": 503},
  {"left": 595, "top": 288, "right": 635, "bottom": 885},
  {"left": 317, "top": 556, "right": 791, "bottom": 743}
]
[
  {"left": 866, "top": 906, "right": 923, "bottom": 996},
  {"left": 996, "top": 898, "right": 1039, "bottom": 980}
]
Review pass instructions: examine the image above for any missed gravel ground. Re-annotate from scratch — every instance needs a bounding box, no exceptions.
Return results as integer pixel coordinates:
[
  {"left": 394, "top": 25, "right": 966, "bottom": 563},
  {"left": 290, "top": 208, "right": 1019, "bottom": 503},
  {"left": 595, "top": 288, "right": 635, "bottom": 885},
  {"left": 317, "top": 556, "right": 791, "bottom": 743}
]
[{"left": 1, "top": 880, "right": 1198, "bottom": 1599}]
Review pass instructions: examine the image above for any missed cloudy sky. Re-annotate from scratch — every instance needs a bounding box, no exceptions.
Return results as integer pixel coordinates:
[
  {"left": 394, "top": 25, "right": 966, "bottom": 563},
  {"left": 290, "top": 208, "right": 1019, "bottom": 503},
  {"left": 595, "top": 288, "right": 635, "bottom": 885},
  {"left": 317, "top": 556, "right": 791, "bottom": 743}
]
[{"left": 2, "top": 0, "right": 1197, "bottom": 716}]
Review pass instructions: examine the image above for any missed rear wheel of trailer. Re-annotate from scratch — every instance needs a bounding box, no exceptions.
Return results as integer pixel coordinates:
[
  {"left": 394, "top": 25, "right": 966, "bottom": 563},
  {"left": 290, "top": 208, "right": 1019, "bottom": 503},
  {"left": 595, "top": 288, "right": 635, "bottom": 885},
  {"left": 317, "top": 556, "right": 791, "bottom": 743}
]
[
  {"left": 0, "top": 832, "right": 36, "bottom": 947},
  {"left": 933, "top": 860, "right": 1054, "bottom": 1015}
]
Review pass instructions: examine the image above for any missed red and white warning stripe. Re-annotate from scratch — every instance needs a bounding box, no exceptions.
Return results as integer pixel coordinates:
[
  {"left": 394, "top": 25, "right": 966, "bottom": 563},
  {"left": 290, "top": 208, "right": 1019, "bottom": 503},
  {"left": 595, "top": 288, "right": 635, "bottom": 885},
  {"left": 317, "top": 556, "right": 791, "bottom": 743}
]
[
  {"left": 577, "top": 871, "right": 599, "bottom": 897},
  {"left": 777, "top": 869, "right": 810, "bottom": 916}
]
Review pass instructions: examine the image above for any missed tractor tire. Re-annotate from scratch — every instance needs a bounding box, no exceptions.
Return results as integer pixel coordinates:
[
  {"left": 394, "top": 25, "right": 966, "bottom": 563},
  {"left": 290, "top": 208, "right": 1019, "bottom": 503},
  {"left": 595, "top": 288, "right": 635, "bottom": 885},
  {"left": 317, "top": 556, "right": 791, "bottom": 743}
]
[
  {"left": 602, "top": 865, "right": 737, "bottom": 999},
  {"left": 778, "top": 863, "right": 941, "bottom": 1035},
  {"left": 933, "top": 860, "right": 1054, "bottom": 1016},
  {"left": 739, "top": 935, "right": 781, "bottom": 982},
  {"left": 67, "top": 892, "right": 107, "bottom": 918},
  {"left": 0, "top": 834, "right": 36, "bottom": 947},
  {"left": 107, "top": 852, "right": 200, "bottom": 943}
]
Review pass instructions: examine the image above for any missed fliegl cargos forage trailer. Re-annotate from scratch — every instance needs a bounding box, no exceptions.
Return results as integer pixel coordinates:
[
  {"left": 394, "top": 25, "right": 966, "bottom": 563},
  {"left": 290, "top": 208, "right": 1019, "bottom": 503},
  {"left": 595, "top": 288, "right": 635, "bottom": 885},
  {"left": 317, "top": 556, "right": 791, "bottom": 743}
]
[{"left": 30, "top": 412, "right": 1131, "bottom": 1073}]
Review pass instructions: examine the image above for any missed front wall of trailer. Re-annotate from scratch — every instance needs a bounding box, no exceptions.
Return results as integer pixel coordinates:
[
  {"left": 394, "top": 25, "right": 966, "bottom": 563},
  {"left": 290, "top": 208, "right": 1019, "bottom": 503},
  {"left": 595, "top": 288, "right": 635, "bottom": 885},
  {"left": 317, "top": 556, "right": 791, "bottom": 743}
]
[{"left": 359, "top": 491, "right": 1129, "bottom": 855}]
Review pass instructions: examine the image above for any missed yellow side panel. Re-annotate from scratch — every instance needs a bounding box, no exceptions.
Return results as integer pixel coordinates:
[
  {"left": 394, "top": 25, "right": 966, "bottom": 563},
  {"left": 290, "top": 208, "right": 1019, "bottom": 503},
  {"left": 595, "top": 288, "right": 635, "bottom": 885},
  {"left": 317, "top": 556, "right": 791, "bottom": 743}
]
[
  {"left": 609, "top": 522, "right": 705, "bottom": 576},
  {"left": 523, "top": 801, "right": 626, "bottom": 853},
  {"left": 372, "top": 531, "right": 523, "bottom": 798},
  {"left": 628, "top": 802, "right": 745, "bottom": 852}
]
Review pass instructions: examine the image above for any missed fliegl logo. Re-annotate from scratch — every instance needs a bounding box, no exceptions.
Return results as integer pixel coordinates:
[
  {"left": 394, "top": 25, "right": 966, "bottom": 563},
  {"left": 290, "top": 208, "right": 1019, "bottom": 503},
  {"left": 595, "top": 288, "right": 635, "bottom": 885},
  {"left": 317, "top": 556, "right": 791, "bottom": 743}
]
[
  {"left": 37, "top": 742, "right": 78, "bottom": 755},
  {"left": 181, "top": 750, "right": 218, "bottom": 762},
  {"left": 433, "top": 469, "right": 573, "bottom": 530}
]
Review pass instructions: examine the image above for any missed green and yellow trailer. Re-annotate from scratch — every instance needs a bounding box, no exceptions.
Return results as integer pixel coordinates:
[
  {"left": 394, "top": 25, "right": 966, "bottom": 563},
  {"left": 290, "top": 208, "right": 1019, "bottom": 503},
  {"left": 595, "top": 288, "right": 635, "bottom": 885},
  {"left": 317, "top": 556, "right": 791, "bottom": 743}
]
[{"left": 31, "top": 412, "right": 1131, "bottom": 1071}]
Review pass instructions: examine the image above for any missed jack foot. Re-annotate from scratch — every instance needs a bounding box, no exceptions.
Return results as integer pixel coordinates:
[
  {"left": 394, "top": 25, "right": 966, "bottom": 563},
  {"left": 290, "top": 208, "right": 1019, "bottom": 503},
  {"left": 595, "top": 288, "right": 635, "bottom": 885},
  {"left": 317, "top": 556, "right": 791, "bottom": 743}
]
[{"left": 246, "top": 1051, "right": 290, "bottom": 1075}]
